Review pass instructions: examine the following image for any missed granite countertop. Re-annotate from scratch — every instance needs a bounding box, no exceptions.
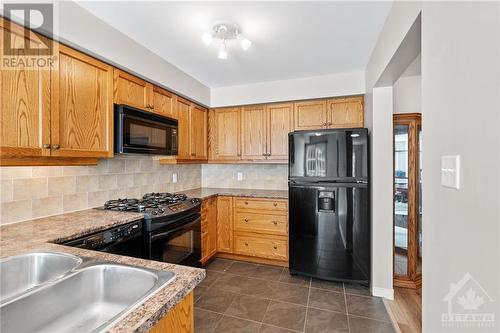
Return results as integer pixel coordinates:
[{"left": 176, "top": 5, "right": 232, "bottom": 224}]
[
  {"left": 0, "top": 209, "right": 206, "bottom": 333},
  {"left": 178, "top": 187, "right": 289, "bottom": 200}
]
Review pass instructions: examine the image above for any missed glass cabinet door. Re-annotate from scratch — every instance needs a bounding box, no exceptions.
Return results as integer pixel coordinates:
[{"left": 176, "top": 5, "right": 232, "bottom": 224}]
[
  {"left": 394, "top": 125, "right": 409, "bottom": 277},
  {"left": 393, "top": 113, "right": 422, "bottom": 289}
]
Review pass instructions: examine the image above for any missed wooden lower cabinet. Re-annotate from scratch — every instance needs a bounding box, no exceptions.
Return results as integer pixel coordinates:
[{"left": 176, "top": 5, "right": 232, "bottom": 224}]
[
  {"left": 201, "top": 196, "right": 217, "bottom": 263},
  {"left": 234, "top": 212, "right": 287, "bottom": 236},
  {"left": 233, "top": 232, "right": 288, "bottom": 261},
  {"left": 216, "top": 196, "right": 233, "bottom": 253},
  {"left": 234, "top": 197, "right": 287, "bottom": 211},
  {"left": 149, "top": 292, "right": 193, "bottom": 333}
]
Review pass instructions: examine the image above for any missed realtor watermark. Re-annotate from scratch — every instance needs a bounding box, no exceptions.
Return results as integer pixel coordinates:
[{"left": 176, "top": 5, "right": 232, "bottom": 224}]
[
  {"left": 1, "top": 2, "right": 58, "bottom": 70},
  {"left": 442, "top": 272, "right": 495, "bottom": 329}
]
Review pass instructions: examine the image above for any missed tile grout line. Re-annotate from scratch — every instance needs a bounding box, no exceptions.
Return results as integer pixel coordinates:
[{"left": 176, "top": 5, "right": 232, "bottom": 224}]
[
  {"left": 343, "top": 282, "right": 351, "bottom": 333},
  {"left": 302, "top": 277, "right": 312, "bottom": 333},
  {"left": 200, "top": 307, "right": 304, "bottom": 333},
  {"left": 196, "top": 301, "right": 391, "bottom": 325}
]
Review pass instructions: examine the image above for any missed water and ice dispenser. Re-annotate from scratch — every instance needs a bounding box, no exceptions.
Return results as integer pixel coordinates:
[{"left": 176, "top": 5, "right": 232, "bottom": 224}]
[{"left": 318, "top": 191, "right": 335, "bottom": 212}]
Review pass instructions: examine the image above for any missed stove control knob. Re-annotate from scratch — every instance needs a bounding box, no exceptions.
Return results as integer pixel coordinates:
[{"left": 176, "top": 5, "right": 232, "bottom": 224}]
[
  {"left": 152, "top": 210, "right": 158, "bottom": 216},
  {"left": 158, "top": 208, "right": 165, "bottom": 214}
]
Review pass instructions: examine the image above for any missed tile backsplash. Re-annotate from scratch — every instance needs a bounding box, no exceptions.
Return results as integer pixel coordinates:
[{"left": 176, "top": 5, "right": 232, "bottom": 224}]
[
  {"left": 202, "top": 164, "right": 288, "bottom": 190},
  {"left": 0, "top": 157, "right": 201, "bottom": 225}
]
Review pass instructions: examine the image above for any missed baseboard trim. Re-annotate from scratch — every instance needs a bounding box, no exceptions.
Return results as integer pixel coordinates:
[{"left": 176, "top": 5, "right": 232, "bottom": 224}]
[{"left": 372, "top": 287, "right": 394, "bottom": 300}]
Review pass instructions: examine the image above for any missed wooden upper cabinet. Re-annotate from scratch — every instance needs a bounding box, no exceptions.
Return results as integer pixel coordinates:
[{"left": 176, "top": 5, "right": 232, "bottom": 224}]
[
  {"left": 210, "top": 107, "right": 241, "bottom": 160},
  {"left": 293, "top": 100, "right": 328, "bottom": 130},
  {"left": 328, "top": 96, "right": 364, "bottom": 128},
  {"left": 50, "top": 44, "right": 113, "bottom": 158},
  {"left": 241, "top": 105, "right": 267, "bottom": 160},
  {"left": 267, "top": 103, "right": 293, "bottom": 160},
  {"left": 152, "top": 86, "right": 177, "bottom": 119},
  {"left": 113, "top": 69, "right": 152, "bottom": 110},
  {"left": 189, "top": 104, "right": 207, "bottom": 159},
  {"left": 176, "top": 97, "right": 191, "bottom": 159},
  {"left": 0, "top": 19, "right": 50, "bottom": 157}
]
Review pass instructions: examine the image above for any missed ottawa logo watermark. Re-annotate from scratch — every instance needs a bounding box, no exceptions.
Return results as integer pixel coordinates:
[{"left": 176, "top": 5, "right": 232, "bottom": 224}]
[
  {"left": 442, "top": 272, "right": 495, "bottom": 329},
  {"left": 1, "top": 3, "right": 58, "bottom": 70}
]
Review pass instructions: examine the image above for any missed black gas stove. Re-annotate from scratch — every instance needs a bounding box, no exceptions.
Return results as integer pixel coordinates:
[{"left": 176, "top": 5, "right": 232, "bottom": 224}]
[
  {"left": 102, "top": 193, "right": 200, "bottom": 228},
  {"left": 95, "top": 192, "right": 202, "bottom": 267}
]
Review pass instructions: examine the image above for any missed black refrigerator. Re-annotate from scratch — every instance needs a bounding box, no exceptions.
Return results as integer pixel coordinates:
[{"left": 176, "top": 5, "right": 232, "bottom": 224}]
[{"left": 288, "top": 128, "right": 370, "bottom": 284}]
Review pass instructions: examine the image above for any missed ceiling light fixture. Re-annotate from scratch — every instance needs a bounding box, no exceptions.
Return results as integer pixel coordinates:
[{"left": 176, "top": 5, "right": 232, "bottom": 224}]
[
  {"left": 201, "top": 23, "right": 251, "bottom": 59},
  {"left": 218, "top": 41, "right": 228, "bottom": 60}
]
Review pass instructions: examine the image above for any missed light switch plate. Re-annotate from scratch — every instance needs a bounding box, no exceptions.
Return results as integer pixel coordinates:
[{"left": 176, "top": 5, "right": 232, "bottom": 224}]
[
  {"left": 441, "top": 155, "right": 460, "bottom": 189},
  {"left": 172, "top": 172, "right": 178, "bottom": 184},
  {"left": 237, "top": 172, "right": 243, "bottom": 181}
]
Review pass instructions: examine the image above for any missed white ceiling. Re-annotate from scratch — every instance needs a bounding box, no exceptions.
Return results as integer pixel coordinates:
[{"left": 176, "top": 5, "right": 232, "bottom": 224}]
[{"left": 77, "top": 1, "right": 393, "bottom": 88}]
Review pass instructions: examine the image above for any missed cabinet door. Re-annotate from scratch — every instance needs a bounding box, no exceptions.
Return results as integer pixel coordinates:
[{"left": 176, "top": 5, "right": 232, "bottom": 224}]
[
  {"left": 241, "top": 105, "right": 267, "bottom": 160},
  {"left": 293, "top": 100, "right": 328, "bottom": 130},
  {"left": 328, "top": 96, "right": 364, "bottom": 128},
  {"left": 189, "top": 104, "right": 207, "bottom": 159},
  {"left": 153, "top": 86, "right": 176, "bottom": 119},
  {"left": 176, "top": 97, "right": 191, "bottom": 159},
  {"left": 216, "top": 196, "right": 233, "bottom": 253},
  {"left": 208, "top": 197, "right": 218, "bottom": 257},
  {"left": 113, "top": 69, "right": 152, "bottom": 110},
  {"left": 50, "top": 44, "right": 113, "bottom": 158},
  {"left": 0, "top": 19, "right": 50, "bottom": 157},
  {"left": 201, "top": 196, "right": 218, "bottom": 260},
  {"left": 210, "top": 108, "right": 241, "bottom": 160},
  {"left": 267, "top": 103, "right": 293, "bottom": 160}
]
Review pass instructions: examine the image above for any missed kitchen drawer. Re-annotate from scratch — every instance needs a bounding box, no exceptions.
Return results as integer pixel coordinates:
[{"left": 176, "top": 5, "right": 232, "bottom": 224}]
[
  {"left": 234, "top": 232, "right": 288, "bottom": 261},
  {"left": 234, "top": 212, "right": 288, "bottom": 235},
  {"left": 234, "top": 197, "right": 287, "bottom": 211}
]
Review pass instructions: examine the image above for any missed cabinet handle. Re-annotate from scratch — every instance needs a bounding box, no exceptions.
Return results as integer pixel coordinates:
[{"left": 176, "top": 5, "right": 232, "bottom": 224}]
[
  {"left": 273, "top": 203, "right": 278, "bottom": 207},
  {"left": 52, "top": 144, "right": 60, "bottom": 150},
  {"left": 244, "top": 201, "right": 248, "bottom": 205},
  {"left": 244, "top": 218, "right": 249, "bottom": 222},
  {"left": 42, "top": 144, "right": 50, "bottom": 149},
  {"left": 272, "top": 221, "right": 278, "bottom": 225},
  {"left": 191, "top": 153, "right": 196, "bottom": 156},
  {"left": 237, "top": 153, "right": 242, "bottom": 157},
  {"left": 245, "top": 242, "right": 249, "bottom": 246},
  {"left": 267, "top": 153, "right": 272, "bottom": 157},
  {"left": 273, "top": 245, "right": 278, "bottom": 250}
]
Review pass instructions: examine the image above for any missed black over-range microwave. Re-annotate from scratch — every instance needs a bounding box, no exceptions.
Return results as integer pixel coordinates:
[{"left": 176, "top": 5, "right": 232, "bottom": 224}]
[{"left": 114, "top": 104, "right": 178, "bottom": 155}]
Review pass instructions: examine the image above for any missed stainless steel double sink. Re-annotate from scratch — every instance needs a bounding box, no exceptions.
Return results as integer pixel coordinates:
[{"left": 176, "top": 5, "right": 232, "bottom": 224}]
[{"left": 0, "top": 251, "right": 175, "bottom": 333}]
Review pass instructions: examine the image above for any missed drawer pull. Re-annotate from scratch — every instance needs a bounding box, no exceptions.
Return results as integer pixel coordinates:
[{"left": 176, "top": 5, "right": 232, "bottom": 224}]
[
  {"left": 244, "top": 218, "right": 249, "bottom": 222},
  {"left": 273, "top": 203, "right": 278, "bottom": 207},
  {"left": 245, "top": 242, "right": 249, "bottom": 246},
  {"left": 272, "top": 221, "right": 278, "bottom": 225},
  {"left": 244, "top": 201, "right": 249, "bottom": 205},
  {"left": 273, "top": 245, "right": 278, "bottom": 250}
]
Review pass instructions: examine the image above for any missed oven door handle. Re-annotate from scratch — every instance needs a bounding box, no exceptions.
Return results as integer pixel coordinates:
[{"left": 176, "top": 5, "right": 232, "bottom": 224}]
[{"left": 150, "top": 218, "right": 200, "bottom": 242}]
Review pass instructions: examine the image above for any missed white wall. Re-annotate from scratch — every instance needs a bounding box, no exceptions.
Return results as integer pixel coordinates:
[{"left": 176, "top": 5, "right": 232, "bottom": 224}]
[
  {"left": 364, "top": 1, "right": 422, "bottom": 299},
  {"left": 421, "top": 2, "right": 500, "bottom": 331},
  {"left": 7, "top": 1, "right": 211, "bottom": 106},
  {"left": 210, "top": 71, "right": 365, "bottom": 107},
  {"left": 393, "top": 75, "right": 421, "bottom": 114},
  {"left": 370, "top": 86, "right": 394, "bottom": 299}
]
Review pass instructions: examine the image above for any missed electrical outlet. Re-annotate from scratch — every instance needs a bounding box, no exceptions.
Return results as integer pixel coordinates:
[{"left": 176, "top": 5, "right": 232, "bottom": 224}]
[
  {"left": 237, "top": 172, "right": 243, "bottom": 181},
  {"left": 172, "top": 172, "right": 178, "bottom": 184}
]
